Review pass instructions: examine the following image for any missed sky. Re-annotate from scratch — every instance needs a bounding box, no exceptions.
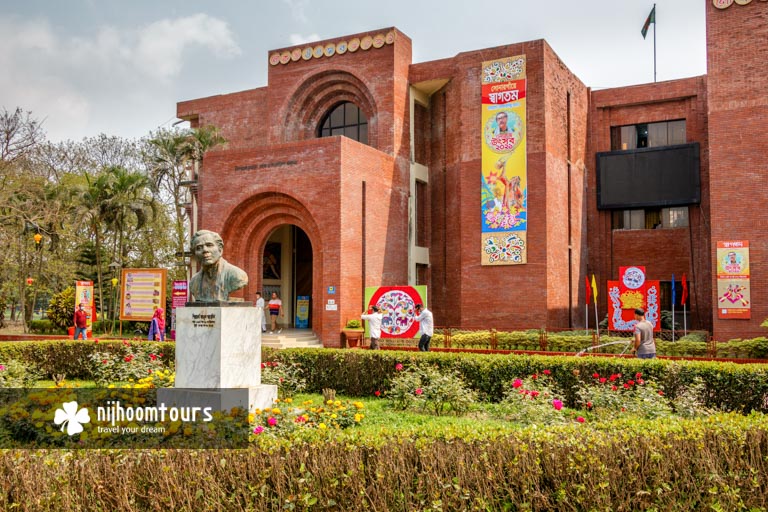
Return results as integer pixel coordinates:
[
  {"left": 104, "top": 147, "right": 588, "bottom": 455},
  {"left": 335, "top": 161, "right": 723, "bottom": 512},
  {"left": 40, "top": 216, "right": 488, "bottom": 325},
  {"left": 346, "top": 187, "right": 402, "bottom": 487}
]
[{"left": 0, "top": 0, "right": 707, "bottom": 143}]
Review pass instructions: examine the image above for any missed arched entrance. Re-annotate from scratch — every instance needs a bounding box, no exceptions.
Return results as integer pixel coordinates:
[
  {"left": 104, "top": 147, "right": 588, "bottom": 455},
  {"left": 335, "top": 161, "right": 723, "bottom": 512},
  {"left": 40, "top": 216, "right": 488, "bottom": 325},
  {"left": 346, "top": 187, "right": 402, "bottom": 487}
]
[{"left": 261, "top": 225, "right": 313, "bottom": 329}]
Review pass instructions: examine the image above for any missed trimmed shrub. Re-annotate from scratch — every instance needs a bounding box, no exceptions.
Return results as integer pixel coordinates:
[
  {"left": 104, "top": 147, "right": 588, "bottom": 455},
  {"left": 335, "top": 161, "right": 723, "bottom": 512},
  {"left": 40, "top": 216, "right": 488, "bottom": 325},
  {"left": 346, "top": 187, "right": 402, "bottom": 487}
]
[{"left": 45, "top": 287, "right": 76, "bottom": 332}]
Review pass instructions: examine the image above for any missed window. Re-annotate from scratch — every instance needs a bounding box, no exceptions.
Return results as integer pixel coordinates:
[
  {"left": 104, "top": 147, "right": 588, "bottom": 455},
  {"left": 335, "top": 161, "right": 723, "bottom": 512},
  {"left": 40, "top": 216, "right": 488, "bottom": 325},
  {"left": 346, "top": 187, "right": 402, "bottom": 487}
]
[
  {"left": 612, "top": 207, "right": 689, "bottom": 230},
  {"left": 610, "top": 120, "right": 686, "bottom": 150},
  {"left": 318, "top": 102, "right": 368, "bottom": 144},
  {"left": 415, "top": 180, "right": 428, "bottom": 247}
]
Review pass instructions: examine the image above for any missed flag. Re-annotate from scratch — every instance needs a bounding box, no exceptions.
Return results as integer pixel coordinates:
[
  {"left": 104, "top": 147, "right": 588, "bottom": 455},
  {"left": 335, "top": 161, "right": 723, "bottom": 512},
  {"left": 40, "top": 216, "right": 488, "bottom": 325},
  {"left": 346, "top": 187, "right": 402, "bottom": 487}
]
[
  {"left": 585, "top": 276, "right": 591, "bottom": 305},
  {"left": 591, "top": 274, "right": 598, "bottom": 301},
  {"left": 641, "top": 5, "right": 655, "bottom": 39},
  {"left": 681, "top": 273, "right": 688, "bottom": 306},
  {"left": 671, "top": 273, "right": 676, "bottom": 305}
]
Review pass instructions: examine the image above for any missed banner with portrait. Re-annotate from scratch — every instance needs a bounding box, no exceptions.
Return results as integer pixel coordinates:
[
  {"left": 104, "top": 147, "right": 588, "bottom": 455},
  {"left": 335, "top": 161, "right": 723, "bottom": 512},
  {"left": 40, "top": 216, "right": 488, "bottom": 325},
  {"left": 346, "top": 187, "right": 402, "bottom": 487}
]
[
  {"left": 716, "top": 240, "right": 750, "bottom": 319},
  {"left": 480, "top": 55, "right": 528, "bottom": 265},
  {"left": 363, "top": 286, "right": 427, "bottom": 338},
  {"left": 74, "top": 280, "right": 95, "bottom": 330},
  {"left": 120, "top": 268, "right": 167, "bottom": 321}
]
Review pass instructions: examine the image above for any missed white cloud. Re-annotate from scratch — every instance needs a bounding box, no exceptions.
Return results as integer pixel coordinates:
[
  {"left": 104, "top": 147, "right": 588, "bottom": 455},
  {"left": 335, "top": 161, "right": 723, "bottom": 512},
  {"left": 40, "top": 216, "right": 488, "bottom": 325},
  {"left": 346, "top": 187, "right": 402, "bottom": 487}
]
[
  {"left": 135, "top": 13, "right": 241, "bottom": 80},
  {"left": 281, "top": 0, "right": 310, "bottom": 23},
  {"left": 0, "top": 13, "right": 241, "bottom": 141},
  {"left": 288, "top": 33, "right": 321, "bottom": 46}
]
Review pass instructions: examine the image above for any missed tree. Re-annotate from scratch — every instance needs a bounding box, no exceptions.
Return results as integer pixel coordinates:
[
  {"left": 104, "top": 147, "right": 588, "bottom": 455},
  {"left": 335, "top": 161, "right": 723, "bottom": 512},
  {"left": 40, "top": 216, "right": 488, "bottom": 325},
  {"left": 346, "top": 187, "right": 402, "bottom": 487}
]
[{"left": 0, "top": 107, "right": 44, "bottom": 163}]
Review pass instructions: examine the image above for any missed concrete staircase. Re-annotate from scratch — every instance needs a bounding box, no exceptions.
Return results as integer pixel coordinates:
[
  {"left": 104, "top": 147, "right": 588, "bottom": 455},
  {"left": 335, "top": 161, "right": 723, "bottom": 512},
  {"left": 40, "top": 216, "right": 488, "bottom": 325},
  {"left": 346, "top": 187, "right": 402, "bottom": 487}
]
[{"left": 261, "top": 328, "right": 323, "bottom": 349}]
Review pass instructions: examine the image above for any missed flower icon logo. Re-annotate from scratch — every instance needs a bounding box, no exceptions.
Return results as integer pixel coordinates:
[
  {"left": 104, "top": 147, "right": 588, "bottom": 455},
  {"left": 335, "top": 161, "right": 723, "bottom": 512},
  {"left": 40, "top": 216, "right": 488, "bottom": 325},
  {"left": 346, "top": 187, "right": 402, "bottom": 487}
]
[{"left": 54, "top": 401, "right": 90, "bottom": 436}]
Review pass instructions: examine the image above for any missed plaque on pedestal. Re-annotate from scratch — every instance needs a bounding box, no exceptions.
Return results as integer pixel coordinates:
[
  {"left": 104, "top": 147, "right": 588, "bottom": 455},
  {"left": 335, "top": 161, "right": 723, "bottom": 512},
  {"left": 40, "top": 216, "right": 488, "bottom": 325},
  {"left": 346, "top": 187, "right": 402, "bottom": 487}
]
[{"left": 158, "top": 306, "right": 277, "bottom": 413}]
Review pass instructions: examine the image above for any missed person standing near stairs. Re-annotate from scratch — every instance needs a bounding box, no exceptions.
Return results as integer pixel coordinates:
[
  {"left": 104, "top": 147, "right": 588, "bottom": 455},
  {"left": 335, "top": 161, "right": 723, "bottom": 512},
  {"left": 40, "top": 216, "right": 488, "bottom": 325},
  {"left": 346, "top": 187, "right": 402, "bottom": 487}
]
[
  {"left": 255, "top": 292, "right": 267, "bottom": 333},
  {"left": 268, "top": 292, "right": 283, "bottom": 333}
]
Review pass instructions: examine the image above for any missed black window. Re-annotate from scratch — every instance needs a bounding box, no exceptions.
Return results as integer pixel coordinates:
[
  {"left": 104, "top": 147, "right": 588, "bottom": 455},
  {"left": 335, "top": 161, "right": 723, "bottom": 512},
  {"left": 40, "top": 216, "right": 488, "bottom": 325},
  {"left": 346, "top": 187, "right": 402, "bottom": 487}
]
[
  {"left": 610, "top": 120, "right": 686, "bottom": 151},
  {"left": 318, "top": 102, "right": 368, "bottom": 144}
]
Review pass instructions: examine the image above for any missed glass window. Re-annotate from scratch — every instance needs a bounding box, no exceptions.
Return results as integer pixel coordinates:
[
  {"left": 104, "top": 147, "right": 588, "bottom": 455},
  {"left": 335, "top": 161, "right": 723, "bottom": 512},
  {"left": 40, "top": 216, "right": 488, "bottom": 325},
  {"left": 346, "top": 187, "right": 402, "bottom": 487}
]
[
  {"left": 610, "top": 120, "right": 686, "bottom": 150},
  {"left": 662, "top": 207, "right": 689, "bottom": 228},
  {"left": 318, "top": 102, "right": 369, "bottom": 145}
]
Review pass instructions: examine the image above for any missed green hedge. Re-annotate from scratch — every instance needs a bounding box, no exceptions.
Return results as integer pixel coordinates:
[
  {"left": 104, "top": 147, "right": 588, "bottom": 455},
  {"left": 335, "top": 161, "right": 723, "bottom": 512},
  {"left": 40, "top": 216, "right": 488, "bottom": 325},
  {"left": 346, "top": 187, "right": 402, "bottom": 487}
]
[
  {"left": 0, "top": 341, "right": 175, "bottom": 380},
  {"left": 427, "top": 330, "right": 768, "bottom": 359},
  {"left": 0, "top": 415, "right": 766, "bottom": 511},
  {"left": 272, "top": 348, "right": 768, "bottom": 413}
]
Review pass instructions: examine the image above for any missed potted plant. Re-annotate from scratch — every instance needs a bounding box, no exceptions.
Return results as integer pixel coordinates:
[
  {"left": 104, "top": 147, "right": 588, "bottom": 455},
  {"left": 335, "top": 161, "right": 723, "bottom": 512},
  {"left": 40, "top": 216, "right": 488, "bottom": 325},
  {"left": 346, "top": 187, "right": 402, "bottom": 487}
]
[{"left": 342, "top": 319, "right": 364, "bottom": 348}]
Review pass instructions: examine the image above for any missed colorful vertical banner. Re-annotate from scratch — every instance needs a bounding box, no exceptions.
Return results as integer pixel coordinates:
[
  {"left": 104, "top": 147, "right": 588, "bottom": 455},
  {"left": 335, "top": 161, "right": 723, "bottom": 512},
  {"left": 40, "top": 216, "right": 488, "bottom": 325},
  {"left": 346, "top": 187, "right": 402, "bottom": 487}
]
[
  {"left": 170, "top": 280, "right": 188, "bottom": 340},
  {"left": 120, "top": 268, "right": 167, "bottom": 321},
  {"left": 364, "top": 286, "right": 427, "bottom": 338},
  {"left": 75, "top": 280, "right": 95, "bottom": 331},
  {"left": 607, "top": 266, "right": 660, "bottom": 331},
  {"left": 296, "top": 295, "right": 310, "bottom": 328},
  {"left": 481, "top": 55, "right": 528, "bottom": 265},
  {"left": 716, "top": 240, "right": 750, "bottom": 319}
]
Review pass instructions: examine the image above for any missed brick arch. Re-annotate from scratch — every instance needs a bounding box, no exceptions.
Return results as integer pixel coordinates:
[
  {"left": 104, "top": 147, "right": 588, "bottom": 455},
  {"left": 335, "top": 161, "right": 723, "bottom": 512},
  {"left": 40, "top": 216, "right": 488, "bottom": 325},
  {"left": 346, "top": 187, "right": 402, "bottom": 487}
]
[
  {"left": 219, "top": 192, "right": 324, "bottom": 336},
  {"left": 281, "top": 69, "right": 378, "bottom": 149}
]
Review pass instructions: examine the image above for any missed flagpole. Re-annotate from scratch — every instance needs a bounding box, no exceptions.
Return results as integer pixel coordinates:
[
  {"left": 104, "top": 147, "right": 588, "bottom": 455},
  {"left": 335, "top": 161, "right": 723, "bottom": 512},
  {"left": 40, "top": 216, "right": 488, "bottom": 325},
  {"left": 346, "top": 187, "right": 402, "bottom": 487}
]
[
  {"left": 594, "top": 300, "right": 599, "bottom": 340},
  {"left": 653, "top": 3, "right": 657, "bottom": 83},
  {"left": 672, "top": 302, "right": 675, "bottom": 342},
  {"left": 585, "top": 304, "right": 589, "bottom": 335},
  {"left": 683, "top": 304, "right": 687, "bottom": 335}
]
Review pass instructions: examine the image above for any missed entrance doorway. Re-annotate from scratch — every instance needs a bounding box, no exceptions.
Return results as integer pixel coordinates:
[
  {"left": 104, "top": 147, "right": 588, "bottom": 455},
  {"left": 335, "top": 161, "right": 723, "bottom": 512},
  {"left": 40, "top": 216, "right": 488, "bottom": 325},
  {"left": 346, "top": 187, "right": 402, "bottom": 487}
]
[{"left": 261, "top": 225, "right": 313, "bottom": 329}]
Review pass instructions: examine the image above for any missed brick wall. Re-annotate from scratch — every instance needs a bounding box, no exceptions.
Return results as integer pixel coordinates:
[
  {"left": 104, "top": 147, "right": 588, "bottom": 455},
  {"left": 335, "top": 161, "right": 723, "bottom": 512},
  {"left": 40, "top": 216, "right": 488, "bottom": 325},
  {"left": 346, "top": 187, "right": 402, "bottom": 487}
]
[
  {"left": 587, "top": 76, "right": 711, "bottom": 330},
  {"left": 706, "top": 0, "right": 768, "bottom": 340}
]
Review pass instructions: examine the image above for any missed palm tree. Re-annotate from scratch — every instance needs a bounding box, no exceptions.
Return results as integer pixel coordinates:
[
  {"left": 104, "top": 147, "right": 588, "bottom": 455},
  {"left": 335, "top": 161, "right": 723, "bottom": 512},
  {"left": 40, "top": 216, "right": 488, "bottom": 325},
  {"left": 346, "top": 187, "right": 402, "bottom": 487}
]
[{"left": 75, "top": 166, "right": 157, "bottom": 321}]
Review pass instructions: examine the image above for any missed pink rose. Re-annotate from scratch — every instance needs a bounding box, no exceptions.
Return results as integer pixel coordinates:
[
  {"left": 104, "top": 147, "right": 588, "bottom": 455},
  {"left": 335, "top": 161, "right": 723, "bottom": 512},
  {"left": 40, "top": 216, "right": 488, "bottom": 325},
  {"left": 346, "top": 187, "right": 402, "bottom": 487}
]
[
  {"left": 512, "top": 379, "right": 523, "bottom": 388},
  {"left": 552, "top": 399, "right": 563, "bottom": 411},
  {"left": 415, "top": 388, "right": 423, "bottom": 395},
  {"left": 267, "top": 417, "right": 277, "bottom": 426}
]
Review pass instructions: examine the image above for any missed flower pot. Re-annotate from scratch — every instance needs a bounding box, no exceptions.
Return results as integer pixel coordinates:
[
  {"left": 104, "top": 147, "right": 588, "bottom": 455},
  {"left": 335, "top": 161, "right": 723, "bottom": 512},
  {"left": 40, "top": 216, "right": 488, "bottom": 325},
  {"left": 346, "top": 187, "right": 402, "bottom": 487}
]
[{"left": 343, "top": 328, "right": 364, "bottom": 349}]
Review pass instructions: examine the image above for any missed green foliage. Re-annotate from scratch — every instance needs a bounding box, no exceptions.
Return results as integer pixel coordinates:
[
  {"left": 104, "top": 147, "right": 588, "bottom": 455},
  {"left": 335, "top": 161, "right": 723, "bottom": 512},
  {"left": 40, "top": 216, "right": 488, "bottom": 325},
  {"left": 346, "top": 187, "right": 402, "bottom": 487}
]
[
  {"left": 0, "top": 359, "right": 41, "bottom": 388},
  {"left": 499, "top": 371, "right": 570, "bottom": 425},
  {"left": 344, "top": 319, "right": 362, "bottom": 329},
  {"left": 252, "top": 397, "right": 366, "bottom": 438},
  {"left": 88, "top": 343, "right": 169, "bottom": 386},
  {"left": 260, "top": 361, "right": 307, "bottom": 398},
  {"left": 28, "top": 320, "right": 63, "bottom": 335},
  {"left": 0, "top": 340, "right": 175, "bottom": 380},
  {"left": 386, "top": 365, "right": 477, "bottom": 416},
  {"left": 274, "top": 348, "right": 768, "bottom": 413},
  {"left": 46, "top": 287, "right": 76, "bottom": 331},
  {"left": 576, "top": 370, "right": 673, "bottom": 419}
]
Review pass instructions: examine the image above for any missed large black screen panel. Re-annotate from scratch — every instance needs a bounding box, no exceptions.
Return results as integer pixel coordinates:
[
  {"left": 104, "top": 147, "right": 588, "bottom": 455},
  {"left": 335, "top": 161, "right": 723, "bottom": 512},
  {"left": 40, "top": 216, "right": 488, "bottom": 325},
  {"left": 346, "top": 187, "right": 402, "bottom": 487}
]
[{"left": 597, "top": 143, "right": 700, "bottom": 209}]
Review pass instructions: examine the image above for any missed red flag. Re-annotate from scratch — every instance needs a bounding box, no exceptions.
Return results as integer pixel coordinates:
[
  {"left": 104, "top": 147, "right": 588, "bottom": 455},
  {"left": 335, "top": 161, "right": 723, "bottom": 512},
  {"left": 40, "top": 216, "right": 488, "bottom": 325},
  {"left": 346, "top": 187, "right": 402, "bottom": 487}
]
[
  {"left": 681, "top": 273, "right": 688, "bottom": 306},
  {"left": 585, "top": 276, "right": 591, "bottom": 305}
]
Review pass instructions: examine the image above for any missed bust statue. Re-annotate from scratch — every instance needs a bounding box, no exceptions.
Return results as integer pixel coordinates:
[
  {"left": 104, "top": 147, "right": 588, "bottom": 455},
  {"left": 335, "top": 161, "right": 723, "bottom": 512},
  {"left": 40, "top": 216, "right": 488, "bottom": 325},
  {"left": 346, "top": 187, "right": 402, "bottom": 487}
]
[{"left": 188, "top": 230, "right": 248, "bottom": 302}]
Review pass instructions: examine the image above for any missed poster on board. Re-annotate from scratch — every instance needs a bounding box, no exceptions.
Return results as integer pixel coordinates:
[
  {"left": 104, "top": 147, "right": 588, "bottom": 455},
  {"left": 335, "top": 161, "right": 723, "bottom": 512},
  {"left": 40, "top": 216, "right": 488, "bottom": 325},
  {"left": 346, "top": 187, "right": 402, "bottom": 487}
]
[
  {"left": 120, "top": 268, "right": 167, "bottom": 321},
  {"left": 363, "top": 286, "right": 427, "bottom": 338}
]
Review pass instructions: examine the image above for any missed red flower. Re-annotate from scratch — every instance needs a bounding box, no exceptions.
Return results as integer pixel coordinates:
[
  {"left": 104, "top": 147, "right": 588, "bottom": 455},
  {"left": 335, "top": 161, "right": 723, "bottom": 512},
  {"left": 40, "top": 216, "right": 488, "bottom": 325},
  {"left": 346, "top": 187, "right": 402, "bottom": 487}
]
[
  {"left": 621, "top": 407, "right": 626, "bottom": 412},
  {"left": 627, "top": 380, "right": 635, "bottom": 386},
  {"left": 609, "top": 374, "right": 618, "bottom": 382},
  {"left": 543, "top": 369, "right": 551, "bottom": 376},
  {"left": 552, "top": 399, "right": 563, "bottom": 411},
  {"left": 658, "top": 390, "right": 664, "bottom": 396},
  {"left": 531, "top": 374, "right": 538, "bottom": 380},
  {"left": 150, "top": 354, "right": 157, "bottom": 361},
  {"left": 530, "top": 390, "right": 540, "bottom": 398},
  {"left": 599, "top": 377, "right": 607, "bottom": 384},
  {"left": 415, "top": 388, "right": 423, "bottom": 395},
  {"left": 260, "top": 363, "right": 265, "bottom": 369},
  {"left": 94, "top": 339, "right": 99, "bottom": 344},
  {"left": 592, "top": 372, "right": 600, "bottom": 379},
  {"left": 576, "top": 416, "right": 585, "bottom": 423},
  {"left": 395, "top": 363, "right": 404, "bottom": 371},
  {"left": 148, "top": 369, "right": 152, "bottom": 374},
  {"left": 586, "top": 401, "right": 592, "bottom": 409},
  {"left": 512, "top": 379, "right": 523, "bottom": 388},
  {"left": 638, "top": 379, "right": 645, "bottom": 385},
  {"left": 623, "top": 383, "right": 630, "bottom": 389},
  {"left": 102, "top": 359, "right": 108, "bottom": 364},
  {"left": 635, "top": 372, "right": 642, "bottom": 378},
  {"left": 158, "top": 353, "right": 164, "bottom": 357},
  {"left": 611, "top": 385, "right": 618, "bottom": 391},
  {"left": 124, "top": 355, "right": 133, "bottom": 363},
  {"left": 374, "top": 390, "right": 381, "bottom": 397}
]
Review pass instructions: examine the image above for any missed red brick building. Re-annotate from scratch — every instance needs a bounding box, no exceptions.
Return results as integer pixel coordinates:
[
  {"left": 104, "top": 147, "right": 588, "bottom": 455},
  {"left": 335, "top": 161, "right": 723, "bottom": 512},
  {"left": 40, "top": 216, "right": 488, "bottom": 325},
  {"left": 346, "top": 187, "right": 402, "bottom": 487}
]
[{"left": 178, "top": 1, "right": 767, "bottom": 345}]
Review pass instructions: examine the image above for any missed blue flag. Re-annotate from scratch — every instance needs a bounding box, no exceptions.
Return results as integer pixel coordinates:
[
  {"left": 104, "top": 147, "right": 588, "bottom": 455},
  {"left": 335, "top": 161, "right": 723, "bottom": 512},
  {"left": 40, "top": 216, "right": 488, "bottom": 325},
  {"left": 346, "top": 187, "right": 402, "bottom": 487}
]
[{"left": 671, "top": 274, "right": 676, "bottom": 305}]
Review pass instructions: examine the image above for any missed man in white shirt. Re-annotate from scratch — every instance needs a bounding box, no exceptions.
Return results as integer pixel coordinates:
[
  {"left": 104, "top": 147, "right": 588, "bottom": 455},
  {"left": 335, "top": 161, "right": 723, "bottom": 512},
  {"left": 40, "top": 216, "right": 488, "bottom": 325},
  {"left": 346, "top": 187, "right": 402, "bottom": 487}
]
[
  {"left": 361, "top": 305, "right": 383, "bottom": 350},
  {"left": 414, "top": 303, "right": 434, "bottom": 352},
  {"left": 255, "top": 292, "right": 266, "bottom": 333}
]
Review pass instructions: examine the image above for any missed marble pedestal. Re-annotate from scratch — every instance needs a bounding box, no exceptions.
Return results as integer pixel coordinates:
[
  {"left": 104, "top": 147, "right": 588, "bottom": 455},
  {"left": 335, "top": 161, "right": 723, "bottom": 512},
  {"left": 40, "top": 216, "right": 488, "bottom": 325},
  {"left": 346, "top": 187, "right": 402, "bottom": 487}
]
[{"left": 158, "top": 306, "right": 277, "bottom": 413}]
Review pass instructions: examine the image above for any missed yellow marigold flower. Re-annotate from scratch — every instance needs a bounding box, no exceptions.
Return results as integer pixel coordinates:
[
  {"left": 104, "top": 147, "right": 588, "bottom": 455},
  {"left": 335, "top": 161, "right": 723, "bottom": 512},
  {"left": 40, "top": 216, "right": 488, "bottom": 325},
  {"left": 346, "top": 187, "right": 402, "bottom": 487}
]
[
  {"left": 354, "top": 414, "right": 362, "bottom": 422},
  {"left": 334, "top": 400, "right": 341, "bottom": 406},
  {"left": 271, "top": 408, "right": 281, "bottom": 415},
  {"left": 331, "top": 413, "right": 337, "bottom": 419},
  {"left": 247, "top": 414, "right": 255, "bottom": 423},
  {"left": 326, "top": 400, "right": 333, "bottom": 405},
  {"left": 255, "top": 408, "right": 262, "bottom": 415},
  {"left": 285, "top": 398, "right": 293, "bottom": 403},
  {"left": 318, "top": 423, "right": 327, "bottom": 430}
]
